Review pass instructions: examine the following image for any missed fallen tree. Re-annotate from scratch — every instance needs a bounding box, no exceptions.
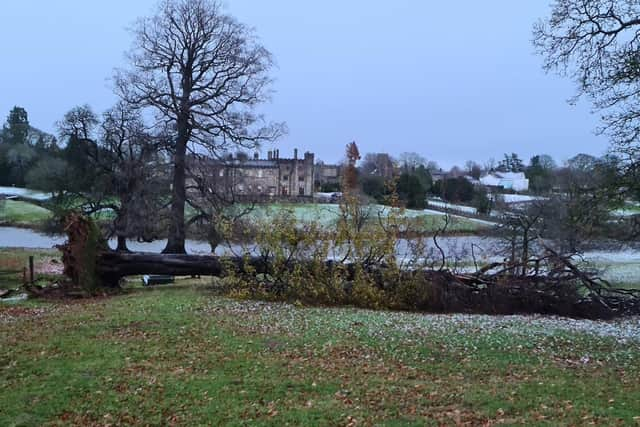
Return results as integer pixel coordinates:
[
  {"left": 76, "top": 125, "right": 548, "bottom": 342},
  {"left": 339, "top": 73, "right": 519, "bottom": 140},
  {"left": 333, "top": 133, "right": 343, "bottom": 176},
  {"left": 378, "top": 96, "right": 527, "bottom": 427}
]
[{"left": 55, "top": 213, "right": 640, "bottom": 319}]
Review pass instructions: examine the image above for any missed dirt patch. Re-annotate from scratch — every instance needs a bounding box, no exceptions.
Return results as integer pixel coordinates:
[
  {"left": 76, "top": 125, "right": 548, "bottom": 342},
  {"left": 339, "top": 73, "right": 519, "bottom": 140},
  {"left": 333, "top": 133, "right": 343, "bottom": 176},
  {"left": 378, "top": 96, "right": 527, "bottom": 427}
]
[
  {"left": 0, "top": 306, "right": 54, "bottom": 323},
  {"left": 104, "top": 320, "right": 162, "bottom": 342}
]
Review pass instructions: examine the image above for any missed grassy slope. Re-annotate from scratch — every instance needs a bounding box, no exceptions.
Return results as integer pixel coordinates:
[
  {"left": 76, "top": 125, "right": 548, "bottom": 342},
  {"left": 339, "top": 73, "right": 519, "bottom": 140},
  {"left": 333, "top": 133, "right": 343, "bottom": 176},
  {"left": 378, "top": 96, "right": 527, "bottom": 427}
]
[
  {"left": 0, "top": 200, "right": 52, "bottom": 226},
  {"left": 246, "top": 203, "right": 487, "bottom": 233},
  {"left": 1, "top": 283, "right": 639, "bottom": 426}
]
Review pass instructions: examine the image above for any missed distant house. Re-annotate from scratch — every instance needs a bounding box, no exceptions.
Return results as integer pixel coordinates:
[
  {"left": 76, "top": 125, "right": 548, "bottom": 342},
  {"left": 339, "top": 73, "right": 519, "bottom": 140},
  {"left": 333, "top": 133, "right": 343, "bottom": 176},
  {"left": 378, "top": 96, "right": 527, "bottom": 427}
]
[
  {"left": 189, "top": 148, "right": 316, "bottom": 200},
  {"left": 480, "top": 172, "right": 529, "bottom": 192}
]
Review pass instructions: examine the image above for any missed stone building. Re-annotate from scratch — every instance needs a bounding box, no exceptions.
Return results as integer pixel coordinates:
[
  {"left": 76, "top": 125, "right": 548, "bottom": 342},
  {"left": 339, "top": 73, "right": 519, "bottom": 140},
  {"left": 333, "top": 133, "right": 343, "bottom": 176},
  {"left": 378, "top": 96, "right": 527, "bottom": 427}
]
[
  {"left": 194, "top": 149, "right": 316, "bottom": 200},
  {"left": 314, "top": 162, "right": 342, "bottom": 188}
]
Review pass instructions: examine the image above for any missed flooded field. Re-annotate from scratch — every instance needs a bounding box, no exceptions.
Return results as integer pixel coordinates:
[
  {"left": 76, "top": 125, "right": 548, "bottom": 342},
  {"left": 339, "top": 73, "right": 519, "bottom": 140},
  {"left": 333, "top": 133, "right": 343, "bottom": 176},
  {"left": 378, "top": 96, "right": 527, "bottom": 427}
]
[{"left": 1, "top": 227, "right": 638, "bottom": 286}]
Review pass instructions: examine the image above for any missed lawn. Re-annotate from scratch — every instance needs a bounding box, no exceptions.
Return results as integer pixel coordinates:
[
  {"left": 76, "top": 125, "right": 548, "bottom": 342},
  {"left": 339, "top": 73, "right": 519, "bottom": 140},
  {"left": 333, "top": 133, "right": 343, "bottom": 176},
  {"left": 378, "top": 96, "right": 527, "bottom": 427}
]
[
  {"left": 1, "top": 282, "right": 639, "bottom": 425},
  {"left": 0, "top": 199, "right": 489, "bottom": 235},
  {"left": 0, "top": 200, "right": 52, "bottom": 226},
  {"left": 0, "top": 248, "right": 62, "bottom": 290},
  {"left": 244, "top": 203, "right": 489, "bottom": 233}
]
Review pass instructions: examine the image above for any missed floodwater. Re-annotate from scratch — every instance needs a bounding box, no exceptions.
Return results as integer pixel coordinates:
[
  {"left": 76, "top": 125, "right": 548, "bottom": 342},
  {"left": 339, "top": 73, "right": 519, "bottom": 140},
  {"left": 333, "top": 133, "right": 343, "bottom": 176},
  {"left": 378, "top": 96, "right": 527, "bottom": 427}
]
[
  {"left": 0, "top": 227, "right": 66, "bottom": 249},
  {"left": 0, "top": 226, "right": 216, "bottom": 254},
  {"left": 1, "top": 226, "right": 638, "bottom": 284},
  {"left": 0, "top": 225, "right": 499, "bottom": 259}
]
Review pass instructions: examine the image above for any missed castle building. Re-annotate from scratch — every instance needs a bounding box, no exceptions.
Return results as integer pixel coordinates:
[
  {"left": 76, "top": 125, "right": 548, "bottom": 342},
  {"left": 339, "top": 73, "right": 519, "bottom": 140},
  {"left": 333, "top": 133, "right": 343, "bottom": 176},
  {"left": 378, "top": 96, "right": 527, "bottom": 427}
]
[{"left": 195, "top": 149, "right": 316, "bottom": 200}]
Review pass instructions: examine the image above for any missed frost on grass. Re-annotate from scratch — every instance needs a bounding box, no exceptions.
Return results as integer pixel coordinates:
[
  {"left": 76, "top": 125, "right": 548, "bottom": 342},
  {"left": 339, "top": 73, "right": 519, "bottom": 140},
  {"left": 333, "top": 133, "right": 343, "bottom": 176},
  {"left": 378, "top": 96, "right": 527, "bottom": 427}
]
[{"left": 200, "top": 298, "right": 640, "bottom": 361}]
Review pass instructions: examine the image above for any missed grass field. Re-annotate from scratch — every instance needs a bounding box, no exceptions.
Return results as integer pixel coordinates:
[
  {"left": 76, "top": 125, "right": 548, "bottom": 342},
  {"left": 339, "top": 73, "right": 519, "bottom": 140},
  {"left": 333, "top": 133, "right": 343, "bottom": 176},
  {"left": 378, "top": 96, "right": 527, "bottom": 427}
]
[
  {"left": 245, "top": 203, "right": 489, "bottom": 233},
  {"left": 0, "top": 200, "right": 52, "bottom": 226},
  {"left": 1, "top": 282, "right": 639, "bottom": 425},
  {"left": 1, "top": 199, "right": 488, "bottom": 235}
]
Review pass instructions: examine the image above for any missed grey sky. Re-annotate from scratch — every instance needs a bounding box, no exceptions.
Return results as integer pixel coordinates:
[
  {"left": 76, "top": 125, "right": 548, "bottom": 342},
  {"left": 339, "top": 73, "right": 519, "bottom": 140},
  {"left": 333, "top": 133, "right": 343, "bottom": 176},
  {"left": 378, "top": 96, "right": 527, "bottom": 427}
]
[{"left": 1, "top": 1, "right": 609, "bottom": 168}]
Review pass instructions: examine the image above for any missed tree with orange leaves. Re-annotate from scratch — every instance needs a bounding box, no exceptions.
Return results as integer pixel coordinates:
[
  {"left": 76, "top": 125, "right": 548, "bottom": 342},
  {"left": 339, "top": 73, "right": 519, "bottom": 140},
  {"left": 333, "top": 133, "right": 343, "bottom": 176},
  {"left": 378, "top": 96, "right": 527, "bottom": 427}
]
[{"left": 342, "top": 141, "right": 361, "bottom": 193}]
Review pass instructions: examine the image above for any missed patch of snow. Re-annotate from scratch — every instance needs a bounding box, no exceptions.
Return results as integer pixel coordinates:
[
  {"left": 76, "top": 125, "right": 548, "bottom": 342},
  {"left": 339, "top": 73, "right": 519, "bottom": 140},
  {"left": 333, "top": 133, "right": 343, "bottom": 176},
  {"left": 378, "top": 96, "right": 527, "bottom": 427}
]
[
  {"left": 427, "top": 200, "right": 478, "bottom": 214},
  {"left": 583, "top": 249, "right": 640, "bottom": 263},
  {"left": 0, "top": 293, "right": 29, "bottom": 304},
  {"left": 0, "top": 186, "right": 51, "bottom": 201},
  {"left": 612, "top": 209, "right": 639, "bottom": 217},
  {"left": 496, "top": 194, "right": 546, "bottom": 204}
]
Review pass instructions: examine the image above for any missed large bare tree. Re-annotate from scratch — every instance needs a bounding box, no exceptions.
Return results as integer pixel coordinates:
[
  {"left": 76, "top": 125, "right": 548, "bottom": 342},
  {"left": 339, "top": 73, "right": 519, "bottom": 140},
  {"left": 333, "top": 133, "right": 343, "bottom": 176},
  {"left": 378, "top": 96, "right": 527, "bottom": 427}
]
[{"left": 116, "top": 0, "right": 283, "bottom": 253}]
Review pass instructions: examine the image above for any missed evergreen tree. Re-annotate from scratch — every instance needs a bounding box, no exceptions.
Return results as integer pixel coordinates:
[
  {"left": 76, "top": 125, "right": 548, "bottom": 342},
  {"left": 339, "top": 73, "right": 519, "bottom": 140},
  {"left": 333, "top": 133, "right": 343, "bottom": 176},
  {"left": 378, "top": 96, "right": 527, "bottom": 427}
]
[
  {"left": 497, "top": 153, "right": 525, "bottom": 173},
  {"left": 526, "top": 154, "right": 556, "bottom": 194},
  {"left": 3, "top": 106, "right": 30, "bottom": 145},
  {"left": 397, "top": 172, "right": 427, "bottom": 209}
]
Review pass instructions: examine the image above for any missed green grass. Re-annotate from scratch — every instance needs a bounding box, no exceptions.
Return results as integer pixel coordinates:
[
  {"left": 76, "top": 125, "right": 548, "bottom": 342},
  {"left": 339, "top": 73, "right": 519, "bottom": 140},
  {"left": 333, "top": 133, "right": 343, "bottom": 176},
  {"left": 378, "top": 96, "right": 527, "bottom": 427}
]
[
  {"left": 0, "top": 248, "right": 62, "bottom": 290},
  {"left": 1, "top": 281, "right": 639, "bottom": 425},
  {"left": 0, "top": 200, "right": 52, "bottom": 226},
  {"left": 241, "top": 203, "right": 488, "bottom": 233},
  {"left": 2, "top": 199, "right": 485, "bottom": 234}
]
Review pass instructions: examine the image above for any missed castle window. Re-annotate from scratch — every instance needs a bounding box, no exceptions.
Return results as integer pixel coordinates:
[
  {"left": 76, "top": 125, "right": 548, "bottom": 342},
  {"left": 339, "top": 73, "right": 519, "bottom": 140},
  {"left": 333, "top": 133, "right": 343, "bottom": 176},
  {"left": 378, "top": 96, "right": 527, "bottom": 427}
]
[
  {"left": 258, "top": 170, "right": 263, "bottom": 178},
  {"left": 283, "top": 175, "right": 289, "bottom": 181},
  {"left": 299, "top": 176, "right": 304, "bottom": 182},
  {"left": 219, "top": 170, "right": 224, "bottom": 177}
]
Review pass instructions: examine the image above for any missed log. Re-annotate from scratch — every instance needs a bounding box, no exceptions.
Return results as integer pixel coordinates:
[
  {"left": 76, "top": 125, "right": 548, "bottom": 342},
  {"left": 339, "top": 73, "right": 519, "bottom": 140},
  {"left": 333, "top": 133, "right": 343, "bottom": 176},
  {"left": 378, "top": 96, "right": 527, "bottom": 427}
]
[{"left": 96, "top": 252, "right": 273, "bottom": 286}]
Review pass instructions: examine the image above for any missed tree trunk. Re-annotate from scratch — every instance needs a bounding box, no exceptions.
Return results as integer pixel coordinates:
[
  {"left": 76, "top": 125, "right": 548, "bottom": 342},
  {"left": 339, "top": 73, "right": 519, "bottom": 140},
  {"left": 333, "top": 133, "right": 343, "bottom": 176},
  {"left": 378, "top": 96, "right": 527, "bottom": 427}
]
[
  {"left": 97, "top": 252, "right": 272, "bottom": 287},
  {"left": 116, "top": 235, "right": 129, "bottom": 252},
  {"left": 208, "top": 226, "right": 223, "bottom": 254},
  {"left": 163, "top": 121, "right": 188, "bottom": 254}
]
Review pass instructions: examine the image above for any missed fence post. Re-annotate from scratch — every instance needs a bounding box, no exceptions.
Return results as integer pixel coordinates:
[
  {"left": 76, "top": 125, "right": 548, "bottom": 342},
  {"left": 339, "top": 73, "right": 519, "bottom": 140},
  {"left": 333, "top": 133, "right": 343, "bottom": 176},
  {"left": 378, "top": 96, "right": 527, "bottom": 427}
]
[{"left": 29, "top": 256, "right": 34, "bottom": 284}]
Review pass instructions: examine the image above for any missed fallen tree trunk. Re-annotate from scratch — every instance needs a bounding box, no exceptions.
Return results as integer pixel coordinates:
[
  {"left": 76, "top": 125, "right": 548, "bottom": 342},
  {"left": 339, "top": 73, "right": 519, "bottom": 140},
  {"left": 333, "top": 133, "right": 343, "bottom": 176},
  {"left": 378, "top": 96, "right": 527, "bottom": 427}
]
[
  {"left": 56, "top": 214, "right": 354, "bottom": 288},
  {"left": 78, "top": 249, "right": 640, "bottom": 319},
  {"left": 56, "top": 213, "right": 640, "bottom": 319},
  {"left": 97, "top": 252, "right": 272, "bottom": 286}
]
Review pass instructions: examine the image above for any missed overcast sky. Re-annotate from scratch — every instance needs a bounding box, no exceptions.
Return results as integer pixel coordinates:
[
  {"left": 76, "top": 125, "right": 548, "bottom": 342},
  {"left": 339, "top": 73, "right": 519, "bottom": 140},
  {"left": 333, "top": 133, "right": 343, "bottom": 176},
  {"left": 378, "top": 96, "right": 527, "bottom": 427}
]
[{"left": 0, "top": 1, "right": 610, "bottom": 168}]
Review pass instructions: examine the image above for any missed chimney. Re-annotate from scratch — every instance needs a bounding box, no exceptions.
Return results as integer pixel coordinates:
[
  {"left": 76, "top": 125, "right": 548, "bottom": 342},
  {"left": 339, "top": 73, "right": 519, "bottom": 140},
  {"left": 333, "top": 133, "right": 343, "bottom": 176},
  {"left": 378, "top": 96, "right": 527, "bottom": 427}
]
[
  {"left": 275, "top": 149, "right": 279, "bottom": 159},
  {"left": 294, "top": 148, "right": 298, "bottom": 160},
  {"left": 268, "top": 151, "right": 272, "bottom": 160},
  {"left": 254, "top": 151, "right": 259, "bottom": 160},
  {"left": 305, "top": 151, "right": 314, "bottom": 163}
]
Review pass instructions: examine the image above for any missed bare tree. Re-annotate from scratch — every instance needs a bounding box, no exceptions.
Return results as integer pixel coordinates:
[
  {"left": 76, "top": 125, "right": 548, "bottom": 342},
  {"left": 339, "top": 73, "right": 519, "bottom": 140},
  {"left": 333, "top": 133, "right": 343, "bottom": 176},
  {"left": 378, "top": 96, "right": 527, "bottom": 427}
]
[
  {"left": 360, "top": 152, "right": 395, "bottom": 178},
  {"left": 116, "top": 0, "right": 284, "bottom": 253},
  {"left": 55, "top": 106, "right": 102, "bottom": 196},
  {"left": 464, "top": 160, "right": 483, "bottom": 179},
  {"left": 99, "top": 103, "right": 169, "bottom": 251},
  {"left": 53, "top": 104, "right": 169, "bottom": 251},
  {"left": 534, "top": 0, "right": 640, "bottom": 148},
  {"left": 398, "top": 152, "right": 427, "bottom": 169},
  {"left": 185, "top": 155, "right": 255, "bottom": 252},
  {"left": 57, "top": 105, "right": 99, "bottom": 141}
]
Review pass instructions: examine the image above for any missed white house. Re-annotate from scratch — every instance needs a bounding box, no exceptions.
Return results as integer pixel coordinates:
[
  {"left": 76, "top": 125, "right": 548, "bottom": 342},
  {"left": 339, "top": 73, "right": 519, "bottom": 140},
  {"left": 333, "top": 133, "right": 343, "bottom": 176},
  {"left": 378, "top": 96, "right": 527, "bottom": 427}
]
[{"left": 480, "top": 172, "right": 529, "bottom": 192}]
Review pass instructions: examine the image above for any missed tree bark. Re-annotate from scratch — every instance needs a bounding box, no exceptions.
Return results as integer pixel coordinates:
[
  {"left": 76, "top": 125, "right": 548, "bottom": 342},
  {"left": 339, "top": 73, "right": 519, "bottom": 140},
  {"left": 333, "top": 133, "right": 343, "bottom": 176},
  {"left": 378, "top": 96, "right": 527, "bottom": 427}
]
[
  {"left": 97, "top": 252, "right": 272, "bottom": 287},
  {"left": 116, "top": 235, "right": 129, "bottom": 252},
  {"left": 163, "top": 123, "right": 188, "bottom": 254}
]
